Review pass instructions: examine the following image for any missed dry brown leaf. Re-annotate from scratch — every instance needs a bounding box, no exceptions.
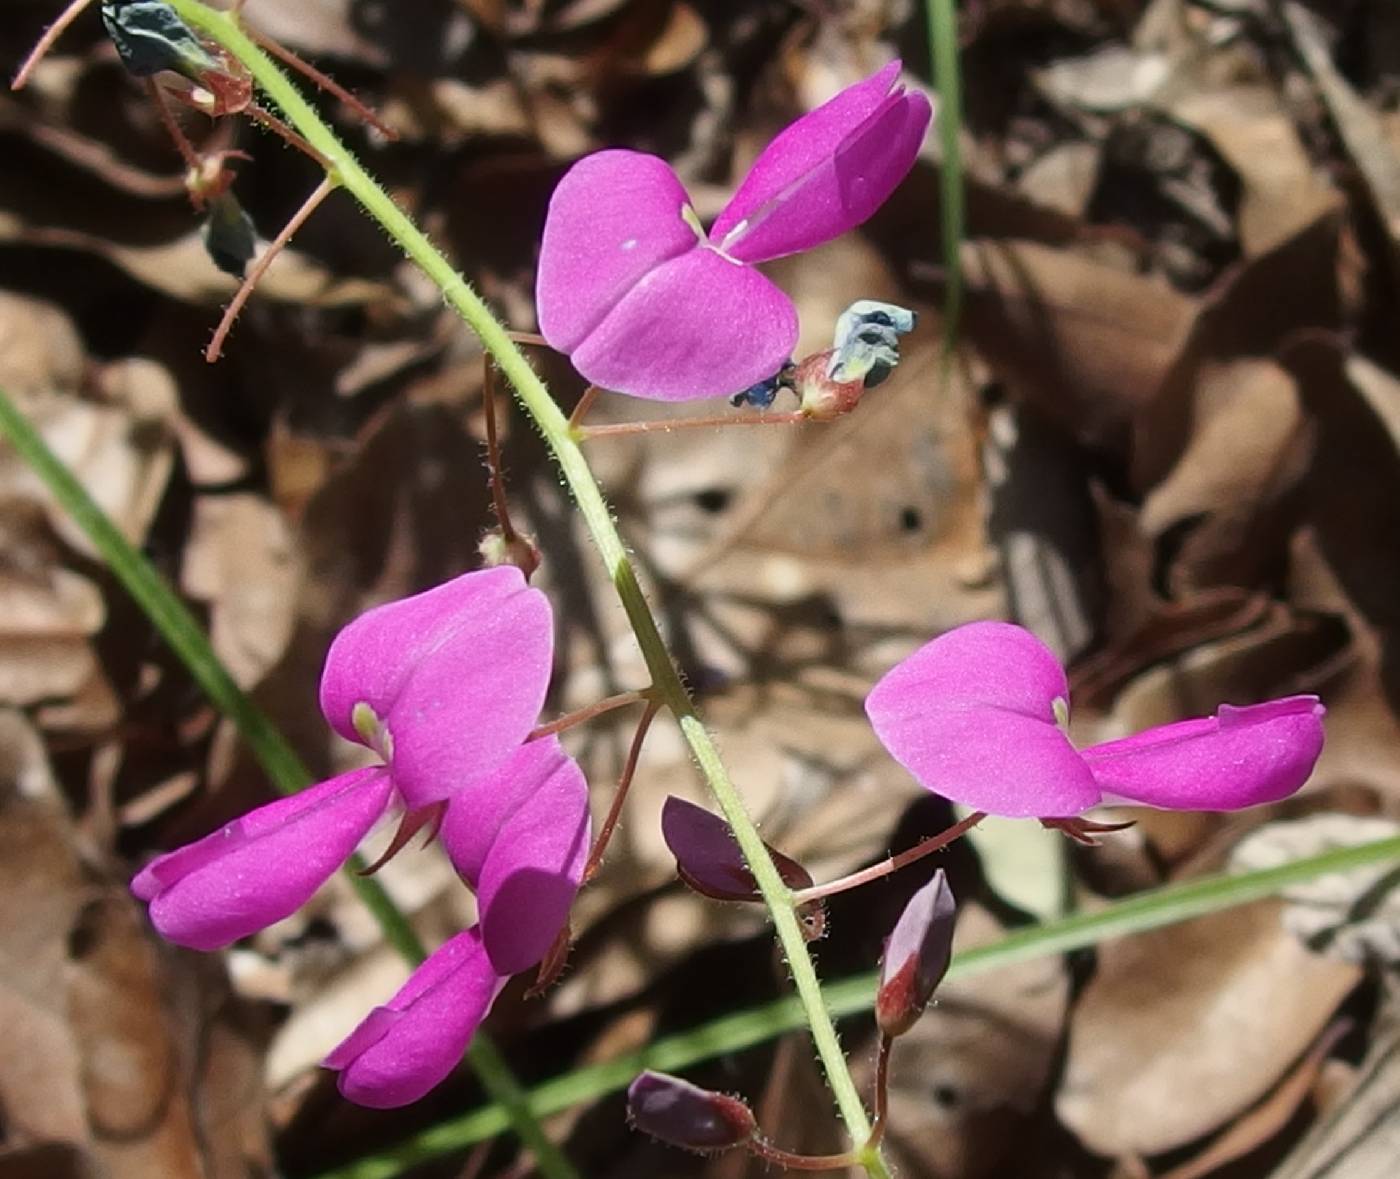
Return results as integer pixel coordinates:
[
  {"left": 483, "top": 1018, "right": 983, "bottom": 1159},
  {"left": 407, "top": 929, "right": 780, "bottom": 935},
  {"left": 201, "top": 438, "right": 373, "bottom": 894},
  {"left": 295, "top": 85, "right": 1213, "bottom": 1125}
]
[
  {"left": 0, "top": 291, "right": 85, "bottom": 399},
  {"left": 960, "top": 238, "right": 1197, "bottom": 449},
  {"left": 1171, "top": 85, "right": 1340, "bottom": 258},
  {"left": 1057, "top": 898, "right": 1360, "bottom": 1156},
  {"left": 1139, "top": 358, "right": 1311, "bottom": 592},
  {"left": 1283, "top": 3, "right": 1400, "bottom": 273},
  {"left": 181, "top": 493, "right": 299, "bottom": 689},
  {"left": 0, "top": 715, "right": 270, "bottom": 1177}
]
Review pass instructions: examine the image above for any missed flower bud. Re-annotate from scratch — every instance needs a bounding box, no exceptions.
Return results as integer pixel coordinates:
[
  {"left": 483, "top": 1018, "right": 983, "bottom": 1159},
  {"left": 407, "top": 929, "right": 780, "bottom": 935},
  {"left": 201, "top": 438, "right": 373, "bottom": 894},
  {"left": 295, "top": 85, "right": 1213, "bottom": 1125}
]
[
  {"left": 627, "top": 1071, "right": 757, "bottom": 1154},
  {"left": 875, "top": 869, "right": 957, "bottom": 1038}
]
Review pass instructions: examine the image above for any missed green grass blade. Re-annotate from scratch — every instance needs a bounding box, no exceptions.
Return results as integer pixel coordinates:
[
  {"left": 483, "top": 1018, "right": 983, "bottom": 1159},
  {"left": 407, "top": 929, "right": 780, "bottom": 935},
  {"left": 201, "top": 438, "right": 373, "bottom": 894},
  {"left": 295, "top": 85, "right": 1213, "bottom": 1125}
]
[
  {"left": 0, "top": 384, "right": 572, "bottom": 1176},
  {"left": 309, "top": 830, "right": 1400, "bottom": 1179}
]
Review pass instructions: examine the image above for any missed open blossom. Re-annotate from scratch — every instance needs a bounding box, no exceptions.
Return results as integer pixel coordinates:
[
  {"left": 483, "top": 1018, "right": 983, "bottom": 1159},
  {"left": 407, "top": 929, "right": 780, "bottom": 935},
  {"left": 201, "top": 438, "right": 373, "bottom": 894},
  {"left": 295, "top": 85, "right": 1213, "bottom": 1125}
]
[
  {"left": 865, "top": 621, "right": 1325, "bottom": 818},
  {"left": 131, "top": 566, "right": 592, "bottom": 1107},
  {"left": 329, "top": 737, "right": 590, "bottom": 1108},
  {"left": 536, "top": 61, "right": 931, "bottom": 401}
]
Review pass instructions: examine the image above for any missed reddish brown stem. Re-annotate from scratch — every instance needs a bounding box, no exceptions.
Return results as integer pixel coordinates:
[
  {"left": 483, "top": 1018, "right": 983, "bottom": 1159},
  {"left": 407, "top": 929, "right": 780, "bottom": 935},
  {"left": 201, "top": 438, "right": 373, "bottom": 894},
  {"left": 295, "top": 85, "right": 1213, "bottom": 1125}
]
[
  {"left": 792, "top": 811, "right": 986, "bottom": 904},
  {"left": 866, "top": 1033, "right": 894, "bottom": 1149},
  {"left": 11, "top": 0, "right": 93, "bottom": 91},
  {"left": 567, "top": 385, "right": 601, "bottom": 431},
  {"left": 481, "top": 360, "right": 521, "bottom": 545},
  {"left": 527, "top": 689, "right": 652, "bottom": 740},
  {"left": 243, "top": 102, "right": 331, "bottom": 165},
  {"left": 246, "top": 24, "right": 398, "bottom": 140},
  {"left": 206, "top": 176, "right": 336, "bottom": 362},
  {"left": 146, "top": 80, "right": 201, "bottom": 172},
  {"left": 747, "top": 1139, "right": 859, "bottom": 1171},
  {"left": 579, "top": 411, "right": 808, "bottom": 440},
  {"left": 583, "top": 698, "right": 660, "bottom": 883}
]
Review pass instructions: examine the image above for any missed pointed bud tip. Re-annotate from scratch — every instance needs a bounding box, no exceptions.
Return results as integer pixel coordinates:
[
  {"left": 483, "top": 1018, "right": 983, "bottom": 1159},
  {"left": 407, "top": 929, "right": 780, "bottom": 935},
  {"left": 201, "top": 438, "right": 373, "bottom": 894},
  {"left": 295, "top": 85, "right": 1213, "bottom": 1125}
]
[
  {"left": 627, "top": 1071, "right": 757, "bottom": 1154},
  {"left": 876, "top": 869, "right": 957, "bottom": 1037}
]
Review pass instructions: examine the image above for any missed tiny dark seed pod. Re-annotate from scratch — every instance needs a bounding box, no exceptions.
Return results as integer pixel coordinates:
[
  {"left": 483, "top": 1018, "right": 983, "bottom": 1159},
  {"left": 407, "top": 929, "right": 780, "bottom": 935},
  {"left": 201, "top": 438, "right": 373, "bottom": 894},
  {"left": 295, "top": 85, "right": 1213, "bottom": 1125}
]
[
  {"left": 201, "top": 191, "right": 257, "bottom": 278},
  {"left": 100, "top": 0, "right": 217, "bottom": 79}
]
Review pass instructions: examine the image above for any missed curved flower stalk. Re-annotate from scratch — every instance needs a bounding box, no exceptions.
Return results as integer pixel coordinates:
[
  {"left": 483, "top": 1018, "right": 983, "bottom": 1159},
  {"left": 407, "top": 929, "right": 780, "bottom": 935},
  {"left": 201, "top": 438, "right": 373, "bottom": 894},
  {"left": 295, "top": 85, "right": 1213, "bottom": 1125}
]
[
  {"left": 865, "top": 621, "right": 1326, "bottom": 818},
  {"left": 133, "top": 566, "right": 592, "bottom": 1106},
  {"left": 536, "top": 62, "right": 932, "bottom": 401}
]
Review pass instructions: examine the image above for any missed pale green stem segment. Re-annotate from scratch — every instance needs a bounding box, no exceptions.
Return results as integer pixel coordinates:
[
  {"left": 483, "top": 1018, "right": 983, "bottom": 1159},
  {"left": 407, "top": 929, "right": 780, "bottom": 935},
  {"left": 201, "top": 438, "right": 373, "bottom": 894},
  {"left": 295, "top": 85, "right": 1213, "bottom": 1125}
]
[
  {"left": 311, "top": 830, "right": 1400, "bottom": 1179},
  {"left": 166, "top": 1, "right": 885, "bottom": 1171},
  {"left": 0, "top": 386, "right": 565, "bottom": 1178},
  {"left": 926, "top": 0, "right": 965, "bottom": 350}
]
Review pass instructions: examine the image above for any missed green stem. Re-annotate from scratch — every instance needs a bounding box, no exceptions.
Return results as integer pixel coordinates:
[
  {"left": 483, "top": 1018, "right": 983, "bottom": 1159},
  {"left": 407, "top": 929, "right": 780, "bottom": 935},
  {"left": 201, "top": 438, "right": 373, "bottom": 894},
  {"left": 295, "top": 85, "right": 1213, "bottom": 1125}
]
[
  {"left": 309, "top": 829, "right": 1400, "bottom": 1179},
  {"left": 166, "top": 1, "right": 886, "bottom": 1170},
  {"left": 0, "top": 383, "right": 560, "bottom": 1173},
  {"left": 926, "top": 0, "right": 965, "bottom": 351}
]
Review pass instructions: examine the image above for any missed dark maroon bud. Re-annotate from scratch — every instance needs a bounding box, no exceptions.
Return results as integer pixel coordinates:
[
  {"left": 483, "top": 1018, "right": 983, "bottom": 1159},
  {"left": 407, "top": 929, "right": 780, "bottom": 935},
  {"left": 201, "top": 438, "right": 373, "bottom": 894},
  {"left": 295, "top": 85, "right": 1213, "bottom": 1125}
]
[
  {"left": 662, "top": 796, "right": 813, "bottom": 901},
  {"left": 627, "top": 1070, "right": 757, "bottom": 1154},
  {"left": 875, "top": 869, "right": 957, "bottom": 1038}
]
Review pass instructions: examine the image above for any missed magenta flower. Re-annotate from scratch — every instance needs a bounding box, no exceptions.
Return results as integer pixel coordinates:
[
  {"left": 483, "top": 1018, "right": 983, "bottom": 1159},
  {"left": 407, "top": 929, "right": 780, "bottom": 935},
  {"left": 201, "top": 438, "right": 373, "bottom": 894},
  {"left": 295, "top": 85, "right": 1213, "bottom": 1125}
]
[
  {"left": 328, "top": 736, "right": 590, "bottom": 1108},
  {"left": 536, "top": 61, "right": 931, "bottom": 401},
  {"left": 133, "top": 566, "right": 556, "bottom": 949},
  {"left": 133, "top": 566, "right": 594, "bottom": 1107},
  {"left": 865, "top": 621, "right": 1325, "bottom": 818}
]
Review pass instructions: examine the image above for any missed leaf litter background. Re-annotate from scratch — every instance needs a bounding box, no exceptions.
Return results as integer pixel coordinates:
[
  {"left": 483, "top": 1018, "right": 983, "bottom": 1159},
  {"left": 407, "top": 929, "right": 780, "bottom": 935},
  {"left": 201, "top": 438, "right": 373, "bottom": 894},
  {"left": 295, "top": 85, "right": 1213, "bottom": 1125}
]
[{"left": 3, "top": 0, "right": 1400, "bottom": 1176}]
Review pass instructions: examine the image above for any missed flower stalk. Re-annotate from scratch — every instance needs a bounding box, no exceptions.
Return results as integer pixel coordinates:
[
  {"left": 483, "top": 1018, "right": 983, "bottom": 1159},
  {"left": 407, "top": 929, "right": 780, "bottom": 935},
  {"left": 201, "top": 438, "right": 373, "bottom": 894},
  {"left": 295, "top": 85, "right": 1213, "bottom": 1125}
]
[{"left": 162, "top": 1, "right": 890, "bottom": 1171}]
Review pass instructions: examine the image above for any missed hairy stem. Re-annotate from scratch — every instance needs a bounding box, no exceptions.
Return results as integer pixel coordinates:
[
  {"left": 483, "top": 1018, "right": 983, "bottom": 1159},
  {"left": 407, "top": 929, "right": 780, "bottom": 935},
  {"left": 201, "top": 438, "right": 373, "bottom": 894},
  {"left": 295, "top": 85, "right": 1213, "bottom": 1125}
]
[{"left": 164, "top": 2, "right": 889, "bottom": 1170}]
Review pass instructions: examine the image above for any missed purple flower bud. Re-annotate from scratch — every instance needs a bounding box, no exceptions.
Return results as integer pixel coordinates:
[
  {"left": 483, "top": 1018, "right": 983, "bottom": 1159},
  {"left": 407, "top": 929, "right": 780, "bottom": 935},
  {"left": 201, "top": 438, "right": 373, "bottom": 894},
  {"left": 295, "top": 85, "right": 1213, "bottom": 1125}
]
[
  {"left": 627, "top": 1071, "right": 757, "bottom": 1154},
  {"left": 876, "top": 869, "right": 957, "bottom": 1038},
  {"left": 661, "top": 796, "right": 814, "bottom": 900}
]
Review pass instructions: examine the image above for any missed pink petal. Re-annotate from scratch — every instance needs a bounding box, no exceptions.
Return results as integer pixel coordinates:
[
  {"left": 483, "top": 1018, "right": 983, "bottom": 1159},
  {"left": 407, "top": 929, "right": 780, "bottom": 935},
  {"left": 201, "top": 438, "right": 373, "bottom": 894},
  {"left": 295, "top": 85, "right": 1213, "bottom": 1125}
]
[
  {"left": 569, "top": 246, "right": 798, "bottom": 401},
  {"left": 715, "top": 73, "right": 932, "bottom": 263},
  {"left": 440, "top": 737, "right": 591, "bottom": 975},
  {"left": 327, "top": 927, "right": 502, "bottom": 1108},
  {"left": 865, "top": 621, "right": 1100, "bottom": 817},
  {"left": 319, "top": 567, "right": 554, "bottom": 809},
  {"left": 133, "top": 767, "right": 392, "bottom": 951},
  {"left": 537, "top": 150, "right": 701, "bottom": 355},
  {"left": 1080, "top": 695, "right": 1326, "bottom": 811},
  {"left": 710, "top": 61, "right": 903, "bottom": 247},
  {"left": 478, "top": 746, "right": 591, "bottom": 974}
]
